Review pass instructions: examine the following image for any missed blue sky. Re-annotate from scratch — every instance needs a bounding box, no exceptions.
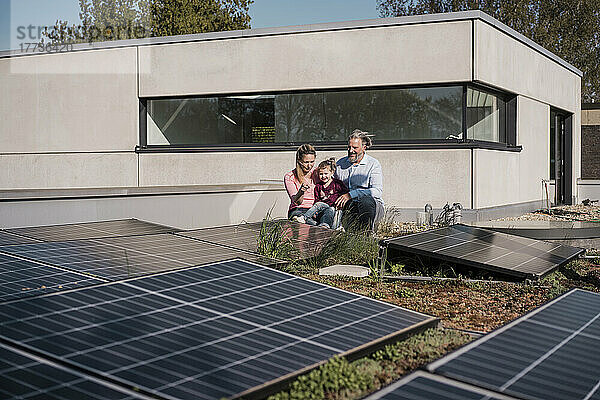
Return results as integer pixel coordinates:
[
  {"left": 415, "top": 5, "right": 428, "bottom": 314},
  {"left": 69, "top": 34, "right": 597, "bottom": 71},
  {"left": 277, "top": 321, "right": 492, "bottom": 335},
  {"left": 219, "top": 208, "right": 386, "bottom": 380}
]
[{"left": 0, "top": 0, "right": 379, "bottom": 51}]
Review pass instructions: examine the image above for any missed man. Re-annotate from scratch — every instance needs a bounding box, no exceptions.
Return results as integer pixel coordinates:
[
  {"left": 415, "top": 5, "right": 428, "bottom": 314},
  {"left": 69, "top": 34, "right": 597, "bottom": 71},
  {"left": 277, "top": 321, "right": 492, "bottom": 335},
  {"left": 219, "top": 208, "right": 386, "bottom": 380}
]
[{"left": 335, "top": 129, "right": 384, "bottom": 230}]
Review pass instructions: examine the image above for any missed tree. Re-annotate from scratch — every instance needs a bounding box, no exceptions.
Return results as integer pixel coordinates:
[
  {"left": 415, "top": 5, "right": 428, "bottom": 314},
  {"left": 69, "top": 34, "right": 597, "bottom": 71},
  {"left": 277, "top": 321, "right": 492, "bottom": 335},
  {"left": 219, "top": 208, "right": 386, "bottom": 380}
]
[
  {"left": 42, "top": 0, "right": 253, "bottom": 45},
  {"left": 376, "top": 0, "right": 600, "bottom": 102},
  {"left": 151, "top": 0, "right": 252, "bottom": 37}
]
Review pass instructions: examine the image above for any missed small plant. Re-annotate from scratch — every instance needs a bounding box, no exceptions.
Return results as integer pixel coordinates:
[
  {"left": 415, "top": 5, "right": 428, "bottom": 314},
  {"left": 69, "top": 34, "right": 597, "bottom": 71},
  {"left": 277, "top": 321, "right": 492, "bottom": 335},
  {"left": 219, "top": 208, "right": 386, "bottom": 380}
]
[
  {"left": 303, "top": 228, "right": 379, "bottom": 271},
  {"left": 255, "top": 211, "right": 297, "bottom": 262},
  {"left": 375, "top": 206, "right": 402, "bottom": 238},
  {"left": 390, "top": 263, "right": 405, "bottom": 275},
  {"left": 394, "top": 286, "right": 416, "bottom": 298}
]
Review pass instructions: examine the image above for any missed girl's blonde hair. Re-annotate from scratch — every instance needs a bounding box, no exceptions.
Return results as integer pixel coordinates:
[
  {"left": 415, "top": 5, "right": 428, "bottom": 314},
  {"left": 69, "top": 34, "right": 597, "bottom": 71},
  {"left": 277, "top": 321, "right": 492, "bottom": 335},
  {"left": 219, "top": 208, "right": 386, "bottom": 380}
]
[{"left": 318, "top": 157, "right": 336, "bottom": 172}]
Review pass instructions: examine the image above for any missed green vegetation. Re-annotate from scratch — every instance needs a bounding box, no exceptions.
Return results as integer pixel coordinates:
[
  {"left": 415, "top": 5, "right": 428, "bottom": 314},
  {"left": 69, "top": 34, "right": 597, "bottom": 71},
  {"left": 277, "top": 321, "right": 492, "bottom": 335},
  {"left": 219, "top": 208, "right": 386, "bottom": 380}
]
[
  {"left": 42, "top": 0, "right": 253, "bottom": 45},
  {"left": 376, "top": 0, "right": 600, "bottom": 102},
  {"left": 267, "top": 328, "right": 471, "bottom": 400}
]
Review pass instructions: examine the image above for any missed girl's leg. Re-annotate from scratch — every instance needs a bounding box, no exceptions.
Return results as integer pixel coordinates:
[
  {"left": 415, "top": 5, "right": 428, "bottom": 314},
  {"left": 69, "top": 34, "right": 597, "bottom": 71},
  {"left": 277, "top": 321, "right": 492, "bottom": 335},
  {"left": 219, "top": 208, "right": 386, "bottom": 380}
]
[
  {"left": 304, "top": 202, "right": 329, "bottom": 226},
  {"left": 318, "top": 206, "right": 336, "bottom": 229}
]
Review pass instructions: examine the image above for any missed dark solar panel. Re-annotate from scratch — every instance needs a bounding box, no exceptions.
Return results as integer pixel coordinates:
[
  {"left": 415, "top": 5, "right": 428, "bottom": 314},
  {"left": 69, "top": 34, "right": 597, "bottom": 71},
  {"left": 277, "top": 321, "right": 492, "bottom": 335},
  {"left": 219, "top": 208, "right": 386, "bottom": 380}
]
[
  {"left": 0, "top": 259, "right": 437, "bottom": 400},
  {"left": 385, "top": 224, "right": 584, "bottom": 278},
  {"left": 0, "top": 253, "right": 105, "bottom": 302},
  {"left": 178, "top": 220, "right": 336, "bottom": 260},
  {"left": 428, "top": 289, "right": 600, "bottom": 400},
  {"left": 5, "top": 218, "right": 180, "bottom": 242},
  {"left": 365, "top": 371, "right": 521, "bottom": 400},
  {"left": 0, "top": 231, "right": 41, "bottom": 246},
  {"left": 0, "top": 342, "right": 150, "bottom": 400},
  {"left": 1, "top": 233, "right": 283, "bottom": 280}
]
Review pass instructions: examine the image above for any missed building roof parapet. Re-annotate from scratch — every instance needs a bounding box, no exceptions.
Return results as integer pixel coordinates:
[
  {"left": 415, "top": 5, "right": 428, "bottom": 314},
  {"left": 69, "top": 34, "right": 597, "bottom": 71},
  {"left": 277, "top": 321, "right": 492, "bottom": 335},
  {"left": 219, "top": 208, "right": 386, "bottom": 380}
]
[{"left": 0, "top": 10, "right": 582, "bottom": 77}]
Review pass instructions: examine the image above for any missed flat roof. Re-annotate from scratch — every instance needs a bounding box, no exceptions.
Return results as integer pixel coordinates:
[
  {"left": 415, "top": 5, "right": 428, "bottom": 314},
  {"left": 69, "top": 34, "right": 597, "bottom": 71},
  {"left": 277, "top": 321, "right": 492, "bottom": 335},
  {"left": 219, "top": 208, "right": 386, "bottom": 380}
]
[{"left": 0, "top": 10, "right": 582, "bottom": 76}]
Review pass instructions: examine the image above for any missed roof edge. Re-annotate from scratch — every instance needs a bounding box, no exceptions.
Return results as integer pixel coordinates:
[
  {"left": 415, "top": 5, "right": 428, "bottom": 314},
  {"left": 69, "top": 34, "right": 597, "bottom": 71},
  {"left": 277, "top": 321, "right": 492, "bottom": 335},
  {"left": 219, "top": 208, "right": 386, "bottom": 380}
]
[{"left": 0, "top": 10, "right": 582, "bottom": 76}]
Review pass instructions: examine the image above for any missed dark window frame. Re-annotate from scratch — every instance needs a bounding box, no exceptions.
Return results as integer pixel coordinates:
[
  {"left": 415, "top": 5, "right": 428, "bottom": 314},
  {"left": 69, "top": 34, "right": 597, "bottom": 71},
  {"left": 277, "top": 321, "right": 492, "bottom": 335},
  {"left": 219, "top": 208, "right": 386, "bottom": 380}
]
[{"left": 137, "top": 82, "right": 520, "bottom": 153}]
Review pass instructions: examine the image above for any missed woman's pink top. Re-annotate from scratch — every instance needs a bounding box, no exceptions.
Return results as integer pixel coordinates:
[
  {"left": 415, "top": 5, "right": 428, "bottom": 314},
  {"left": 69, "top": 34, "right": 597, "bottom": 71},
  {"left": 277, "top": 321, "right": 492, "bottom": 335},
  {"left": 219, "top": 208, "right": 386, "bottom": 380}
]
[{"left": 284, "top": 168, "right": 317, "bottom": 211}]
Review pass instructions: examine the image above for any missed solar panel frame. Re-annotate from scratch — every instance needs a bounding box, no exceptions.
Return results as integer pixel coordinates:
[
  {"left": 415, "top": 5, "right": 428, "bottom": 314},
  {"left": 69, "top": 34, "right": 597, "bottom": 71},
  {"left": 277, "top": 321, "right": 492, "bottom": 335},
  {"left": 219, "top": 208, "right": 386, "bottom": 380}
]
[
  {"left": 427, "top": 289, "right": 600, "bottom": 400},
  {"left": 5, "top": 218, "right": 181, "bottom": 242},
  {"left": 0, "top": 233, "right": 286, "bottom": 280},
  {"left": 384, "top": 224, "right": 584, "bottom": 279},
  {"left": 364, "top": 371, "right": 522, "bottom": 400},
  {"left": 0, "top": 252, "right": 106, "bottom": 302},
  {"left": 0, "top": 342, "right": 153, "bottom": 400},
  {"left": 0, "top": 258, "right": 438, "bottom": 400}
]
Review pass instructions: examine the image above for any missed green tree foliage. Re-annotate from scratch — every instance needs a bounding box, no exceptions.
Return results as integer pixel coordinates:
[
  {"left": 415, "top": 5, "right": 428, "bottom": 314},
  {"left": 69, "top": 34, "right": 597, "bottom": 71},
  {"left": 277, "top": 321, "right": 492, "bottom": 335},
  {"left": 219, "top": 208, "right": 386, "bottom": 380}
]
[
  {"left": 151, "top": 0, "right": 252, "bottom": 37},
  {"left": 376, "top": 0, "right": 600, "bottom": 102},
  {"left": 42, "top": 0, "right": 252, "bottom": 45}
]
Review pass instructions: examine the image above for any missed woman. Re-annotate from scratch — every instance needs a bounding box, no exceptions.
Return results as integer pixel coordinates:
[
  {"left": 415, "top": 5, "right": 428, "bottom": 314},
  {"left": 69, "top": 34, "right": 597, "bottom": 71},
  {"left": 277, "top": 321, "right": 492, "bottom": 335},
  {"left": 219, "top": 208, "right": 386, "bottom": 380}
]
[{"left": 284, "top": 144, "right": 318, "bottom": 222}]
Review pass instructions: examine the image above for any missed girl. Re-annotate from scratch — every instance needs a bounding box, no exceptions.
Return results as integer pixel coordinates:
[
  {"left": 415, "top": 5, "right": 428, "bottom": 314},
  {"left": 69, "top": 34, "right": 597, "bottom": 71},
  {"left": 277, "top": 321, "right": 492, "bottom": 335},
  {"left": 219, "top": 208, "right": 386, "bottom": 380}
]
[{"left": 304, "top": 158, "right": 348, "bottom": 229}]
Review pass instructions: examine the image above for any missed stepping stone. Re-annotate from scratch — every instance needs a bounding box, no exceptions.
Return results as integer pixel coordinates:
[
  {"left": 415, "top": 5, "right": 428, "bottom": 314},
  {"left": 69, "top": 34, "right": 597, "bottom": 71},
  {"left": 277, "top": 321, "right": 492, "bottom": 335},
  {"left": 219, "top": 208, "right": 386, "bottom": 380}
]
[{"left": 319, "top": 264, "right": 370, "bottom": 277}]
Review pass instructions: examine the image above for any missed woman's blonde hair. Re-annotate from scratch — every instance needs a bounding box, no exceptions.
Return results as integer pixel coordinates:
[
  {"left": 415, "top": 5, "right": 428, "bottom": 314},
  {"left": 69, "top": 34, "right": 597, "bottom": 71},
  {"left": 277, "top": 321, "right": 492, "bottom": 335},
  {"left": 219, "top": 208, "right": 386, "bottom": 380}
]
[{"left": 296, "top": 144, "right": 316, "bottom": 163}]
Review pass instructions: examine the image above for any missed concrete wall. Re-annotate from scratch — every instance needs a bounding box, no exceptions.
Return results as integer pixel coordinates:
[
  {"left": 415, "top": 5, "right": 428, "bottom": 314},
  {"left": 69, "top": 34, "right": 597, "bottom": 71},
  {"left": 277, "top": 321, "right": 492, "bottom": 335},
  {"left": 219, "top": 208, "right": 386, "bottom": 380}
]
[
  {"left": 0, "top": 48, "right": 138, "bottom": 152},
  {"left": 474, "top": 20, "right": 580, "bottom": 113},
  {"left": 474, "top": 20, "right": 581, "bottom": 204},
  {"left": 474, "top": 97, "right": 549, "bottom": 208},
  {"left": 0, "top": 47, "right": 139, "bottom": 189},
  {"left": 0, "top": 153, "right": 138, "bottom": 190},
  {"left": 139, "top": 21, "right": 472, "bottom": 97},
  {"left": 0, "top": 190, "right": 289, "bottom": 229},
  {"left": 139, "top": 149, "right": 471, "bottom": 209}
]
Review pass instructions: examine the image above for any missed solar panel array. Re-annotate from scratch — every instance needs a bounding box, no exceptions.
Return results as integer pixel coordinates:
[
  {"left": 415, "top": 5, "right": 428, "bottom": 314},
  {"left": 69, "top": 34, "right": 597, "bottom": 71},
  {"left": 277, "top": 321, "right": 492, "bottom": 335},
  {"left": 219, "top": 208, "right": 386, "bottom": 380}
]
[
  {"left": 365, "top": 371, "right": 521, "bottom": 400},
  {"left": 4, "top": 218, "right": 180, "bottom": 242},
  {"left": 0, "top": 259, "right": 438, "bottom": 400},
  {"left": 1, "top": 233, "right": 284, "bottom": 281},
  {"left": 0, "top": 342, "right": 150, "bottom": 400},
  {"left": 178, "top": 220, "right": 336, "bottom": 260},
  {"left": 368, "top": 289, "right": 600, "bottom": 400},
  {"left": 385, "top": 224, "right": 584, "bottom": 278},
  {"left": 0, "top": 231, "right": 41, "bottom": 247},
  {"left": 0, "top": 253, "right": 105, "bottom": 302}
]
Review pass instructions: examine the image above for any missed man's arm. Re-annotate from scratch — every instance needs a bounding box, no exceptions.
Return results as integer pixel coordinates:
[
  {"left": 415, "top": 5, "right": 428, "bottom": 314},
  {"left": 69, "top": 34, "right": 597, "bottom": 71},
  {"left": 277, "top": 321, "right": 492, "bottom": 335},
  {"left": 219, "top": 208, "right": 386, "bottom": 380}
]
[{"left": 348, "top": 160, "right": 383, "bottom": 200}]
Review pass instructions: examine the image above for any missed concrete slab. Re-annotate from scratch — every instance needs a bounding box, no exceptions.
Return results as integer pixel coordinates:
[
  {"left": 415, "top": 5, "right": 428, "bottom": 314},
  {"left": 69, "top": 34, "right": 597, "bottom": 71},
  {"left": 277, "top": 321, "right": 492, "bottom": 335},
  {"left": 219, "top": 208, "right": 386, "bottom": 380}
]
[{"left": 319, "top": 265, "right": 370, "bottom": 277}]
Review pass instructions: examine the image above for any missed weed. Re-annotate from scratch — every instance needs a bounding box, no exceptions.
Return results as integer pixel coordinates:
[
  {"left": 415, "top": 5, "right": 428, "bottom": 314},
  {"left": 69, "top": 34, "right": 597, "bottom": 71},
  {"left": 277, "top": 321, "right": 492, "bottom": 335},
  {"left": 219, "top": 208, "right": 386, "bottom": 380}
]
[
  {"left": 375, "top": 206, "right": 402, "bottom": 239},
  {"left": 394, "top": 286, "right": 416, "bottom": 298},
  {"left": 303, "top": 228, "right": 379, "bottom": 271},
  {"left": 255, "top": 211, "right": 297, "bottom": 262}
]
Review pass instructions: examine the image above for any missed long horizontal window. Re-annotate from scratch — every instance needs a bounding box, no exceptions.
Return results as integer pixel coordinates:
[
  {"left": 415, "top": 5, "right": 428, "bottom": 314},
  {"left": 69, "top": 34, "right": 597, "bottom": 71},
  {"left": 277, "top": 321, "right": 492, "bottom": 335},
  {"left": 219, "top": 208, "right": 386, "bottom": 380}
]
[{"left": 142, "top": 85, "right": 515, "bottom": 148}]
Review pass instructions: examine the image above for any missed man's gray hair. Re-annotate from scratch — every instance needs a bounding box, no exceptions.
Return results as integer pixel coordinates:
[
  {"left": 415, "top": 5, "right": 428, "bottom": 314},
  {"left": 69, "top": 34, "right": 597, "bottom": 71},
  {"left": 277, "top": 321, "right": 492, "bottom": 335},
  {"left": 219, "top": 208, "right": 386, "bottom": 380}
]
[{"left": 349, "top": 129, "right": 373, "bottom": 149}]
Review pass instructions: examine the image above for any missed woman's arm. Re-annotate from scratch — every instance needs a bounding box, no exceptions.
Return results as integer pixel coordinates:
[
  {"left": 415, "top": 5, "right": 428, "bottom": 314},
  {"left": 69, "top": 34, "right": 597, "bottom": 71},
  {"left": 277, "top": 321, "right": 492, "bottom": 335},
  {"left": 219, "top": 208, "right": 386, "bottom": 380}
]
[{"left": 284, "top": 173, "right": 308, "bottom": 205}]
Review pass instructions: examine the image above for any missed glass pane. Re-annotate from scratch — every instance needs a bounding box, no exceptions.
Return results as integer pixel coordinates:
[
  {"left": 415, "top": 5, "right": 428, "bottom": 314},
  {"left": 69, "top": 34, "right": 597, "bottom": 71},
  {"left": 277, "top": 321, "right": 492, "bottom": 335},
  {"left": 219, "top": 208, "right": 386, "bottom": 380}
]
[
  {"left": 146, "top": 86, "right": 463, "bottom": 146},
  {"left": 466, "top": 87, "right": 506, "bottom": 142}
]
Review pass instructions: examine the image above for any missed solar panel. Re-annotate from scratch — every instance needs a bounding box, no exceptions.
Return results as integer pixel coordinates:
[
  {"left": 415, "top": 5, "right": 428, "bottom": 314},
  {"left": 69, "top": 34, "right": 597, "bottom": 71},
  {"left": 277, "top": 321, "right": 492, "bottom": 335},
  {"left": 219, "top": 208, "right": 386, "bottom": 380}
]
[
  {"left": 0, "top": 259, "right": 438, "bottom": 400},
  {"left": 0, "top": 231, "right": 41, "bottom": 246},
  {"left": 177, "top": 220, "right": 336, "bottom": 260},
  {"left": 5, "top": 218, "right": 180, "bottom": 242},
  {"left": 428, "top": 289, "right": 600, "bottom": 400},
  {"left": 365, "top": 371, "right": 521, "bottom": 400},
  {"left": 0, "top": 252, "right": 105, "bottom": 302},
  {"left": 0, "top": 342, "right": 150, "bottom": 399},
  {"left": 1, "top": 233, "right": 284, "bottom": 280},
  {"left": 384, "top": 224, "right": 584, "bottom": 279}
]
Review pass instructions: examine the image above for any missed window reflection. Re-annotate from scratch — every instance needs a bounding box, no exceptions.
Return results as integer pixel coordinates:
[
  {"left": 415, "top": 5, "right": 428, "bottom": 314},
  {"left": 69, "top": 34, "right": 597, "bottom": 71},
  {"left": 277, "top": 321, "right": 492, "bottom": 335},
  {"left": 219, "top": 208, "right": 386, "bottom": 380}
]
[
  {"left": 145, "top": 86, "right": 464, "bottom": 146},
  {"left": 466, "top": 88, "right": 507, "bottom": 142}
]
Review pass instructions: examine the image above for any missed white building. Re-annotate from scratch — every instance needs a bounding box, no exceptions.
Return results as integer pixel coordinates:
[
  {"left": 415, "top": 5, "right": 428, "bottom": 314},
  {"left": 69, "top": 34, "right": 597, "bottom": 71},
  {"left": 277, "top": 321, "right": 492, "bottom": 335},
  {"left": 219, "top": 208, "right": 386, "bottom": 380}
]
[{"left": 0, "top": 11, "right": 582, "bottom": 228}]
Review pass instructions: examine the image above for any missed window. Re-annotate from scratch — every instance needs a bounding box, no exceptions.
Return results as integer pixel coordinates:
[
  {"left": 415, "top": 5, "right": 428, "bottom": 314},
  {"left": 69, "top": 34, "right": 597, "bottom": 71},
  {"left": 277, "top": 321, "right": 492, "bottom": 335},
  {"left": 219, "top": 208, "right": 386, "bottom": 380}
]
[
  {"left": 141, "top": 85, "right": 515, "bottom": 149},
  {"left": 466, "top": 87, "right": 507, "bottom": 143}
]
